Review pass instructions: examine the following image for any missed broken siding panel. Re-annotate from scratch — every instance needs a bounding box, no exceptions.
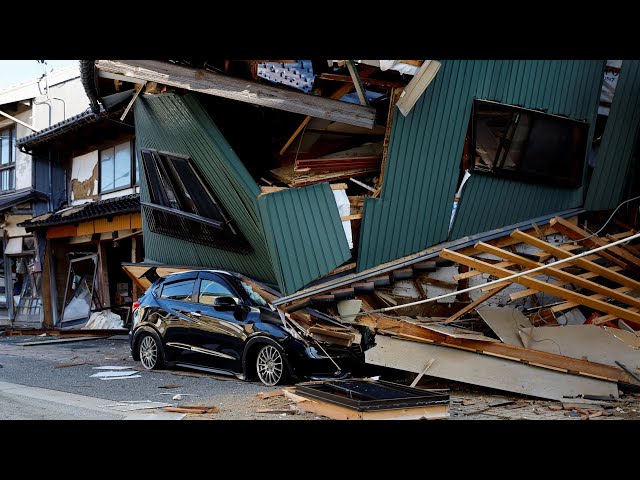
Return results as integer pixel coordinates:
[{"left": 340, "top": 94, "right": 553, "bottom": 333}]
[
  {"left": 358, "top": 60, "right": 604, "bottom": 271},
  {"left": 258, "top": 183, "right": 351, "bottom": 295},
  {"left": 586, "top": 60, "right": 640, "bottom": 211},
  {"left": 134, "top": 93, "right": 277, "bottom": 285}
]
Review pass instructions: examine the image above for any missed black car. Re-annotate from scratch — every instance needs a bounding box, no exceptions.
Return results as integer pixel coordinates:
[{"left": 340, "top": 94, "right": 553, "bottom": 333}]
[{"left": 129, "top": 269, "right": 364, "bottom": 386}]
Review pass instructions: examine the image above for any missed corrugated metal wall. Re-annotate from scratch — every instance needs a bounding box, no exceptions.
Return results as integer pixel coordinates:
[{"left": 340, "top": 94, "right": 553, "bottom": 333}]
[
  {"left": 135, "top": 93, "right": 278, "bottom": 285},
  {"left": 258, "top": 183, "right": 351, "bottom": 295},
  {"left": 358, "top": 60, "right": 604, "bottom": 271},
  {"left": 585, "top": 60, "right": 640, "bottom": 211}
]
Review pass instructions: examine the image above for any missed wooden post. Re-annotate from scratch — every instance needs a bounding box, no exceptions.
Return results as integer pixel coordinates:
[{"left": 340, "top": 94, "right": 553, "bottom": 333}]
[
  {"left": 41, "top": 239, "right": 54, "bottom": 328},
  {"left": 98, "top": 242, "right": 110, "bottom": 308},
  {"left": 131, "top": 236, "right": 139, "bottom": 301}
]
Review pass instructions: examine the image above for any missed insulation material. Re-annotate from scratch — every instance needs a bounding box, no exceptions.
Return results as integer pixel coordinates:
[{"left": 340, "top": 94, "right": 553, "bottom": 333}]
[
  {"left": 599, "top": 60, "right": 623, "bottom": 115},
  {"left": 61, "top": 292, "right": 91, "bottom": 321},
  {"left": 333, "top": 189, "right": 353, "bottom": 249},
  {"left": 85, "top": 310, "right": 124, "bottom": 329}
]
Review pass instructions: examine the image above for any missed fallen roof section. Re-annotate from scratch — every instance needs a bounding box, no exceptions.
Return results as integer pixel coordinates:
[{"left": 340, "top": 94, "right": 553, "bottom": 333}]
[{"left": 94, "top": 60, "right": 377, "bottom": 129}]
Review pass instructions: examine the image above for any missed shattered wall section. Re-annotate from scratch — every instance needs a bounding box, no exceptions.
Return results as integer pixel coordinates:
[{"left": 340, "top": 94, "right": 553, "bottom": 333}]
[
  {"left": 258, "top": 183, "right": 351, "bottom": 295},
  {"left": 70, "top": 150, "right": 99, "bottom": 204},
  {"left": 358, "top": 60, "right": 605, "bottom": 272},
  {"left": 134, "top": 93, "right": 278, "bottom": 285}
]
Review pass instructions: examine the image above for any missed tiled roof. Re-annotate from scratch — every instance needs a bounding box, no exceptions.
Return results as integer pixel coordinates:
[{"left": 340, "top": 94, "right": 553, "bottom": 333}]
[{"left": 19, "top": 193, "right": 140, "bottom": 229}]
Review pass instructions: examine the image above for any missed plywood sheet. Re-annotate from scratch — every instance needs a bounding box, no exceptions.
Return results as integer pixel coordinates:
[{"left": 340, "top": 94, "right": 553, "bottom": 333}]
[
  {"left": 365, "top": 335, "right": 618, "bottom": 401},
  {"left": 520, "top": 324, "right": 640, "bottom": 371},
  {"left": 477, "top": 306, "right": 532, "bottom": 347}
]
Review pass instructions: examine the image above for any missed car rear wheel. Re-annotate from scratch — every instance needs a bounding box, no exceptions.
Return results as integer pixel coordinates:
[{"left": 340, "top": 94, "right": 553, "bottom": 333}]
[
  {"left": 256, "top": 344, "right": 286, "bottom": 386},
  {"left": 139, "top": 333, "right": 164, "bottom": 370}
]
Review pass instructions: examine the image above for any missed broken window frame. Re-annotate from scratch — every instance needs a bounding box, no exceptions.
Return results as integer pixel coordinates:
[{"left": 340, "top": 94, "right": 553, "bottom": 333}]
[
  {"left": 140, "top": 148, "right": 252, "bottom": 254},
  {"left": 0, "top": 126, "right": 16, "bottom": 192},
  {"left": 99, "top": 139, "right": 138, "bottom": 194},
  {"left": 60, "top": 254, "right": 101, "bottom": 324},
  {"left": 470, "top": 99, "right": 588, "bottom": 188}
]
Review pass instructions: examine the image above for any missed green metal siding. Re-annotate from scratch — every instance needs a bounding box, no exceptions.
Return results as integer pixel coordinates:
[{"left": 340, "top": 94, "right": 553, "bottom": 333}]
[
  {"left": 258, "top": 183, "right": 351, "bottom": 295},
  {"left": 135, "top": 93, "right": 277, "bottom": 285},
  {"left": 358, "top": 60, "right": 604, "bottom": 271},
  {"left": 585, "top": 60, "right": 640, "bottom": 211}
]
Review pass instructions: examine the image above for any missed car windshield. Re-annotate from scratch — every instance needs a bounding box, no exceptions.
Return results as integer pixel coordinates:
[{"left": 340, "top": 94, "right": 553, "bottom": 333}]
[{"left": 239, "top": 280, "right": 269, "bottom": 307}]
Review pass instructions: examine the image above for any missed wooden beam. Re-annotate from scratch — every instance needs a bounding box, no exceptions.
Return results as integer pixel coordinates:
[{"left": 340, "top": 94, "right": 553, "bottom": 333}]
[
  {"left": 453, "top": 261, "right": 515, "bottom": 280},
  {"left": 443, "top": 285, "right": 508, "bottom": 324},
  {"left": 374, "top": 87, "right": 402, "bottom": 195},
  {"left": 510, "top": 230, "right": 640, "bottom": 293},
  {"left": 475, "top": 242, "right": 640, "bottom": 309},
  {"left": 278, "top": 82, "right": 355, "bottom": 155},
  {"left": 409, "top": 358, "right": 435, "bottom": 387},
  {"left": 120, "top": 82, "right": 146, "bottom": 121},
  {"left": 346, "top": 60, "right": 370, "bottom": 107},
  {"left": 0, "top": 109, "right": 38, "bottom": 131},
  {"left": 413, "top": 278, "right": 428, "bottom": 299},
  {"left": 550, "top": 217, "right": 640, "bottom": 269},
  {"left": 440, "top": 249, "right": 640, "bottom": 326},
  {"left": 340, "top": 214, "right": 362, "bottom": 221},
  {"left": 96, "top": 60, "right": 376, "bottom": 129},
  {"left": 396, "top": 60, "right": 441, "bottom": 116},
  {"left": 318, "top": 73, "right": 406, "bottom": 88},
  {"left": 509, "top": 265, "right": 624, "bottom": 301},
  {"left": 550, "top": 285, "right": 630, "bottom": 313}
]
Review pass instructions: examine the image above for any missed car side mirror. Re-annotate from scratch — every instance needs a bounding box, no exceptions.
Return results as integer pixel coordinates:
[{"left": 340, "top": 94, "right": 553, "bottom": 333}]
[{"left": 213, "top": 296, "right": 239, "bottom": 310}]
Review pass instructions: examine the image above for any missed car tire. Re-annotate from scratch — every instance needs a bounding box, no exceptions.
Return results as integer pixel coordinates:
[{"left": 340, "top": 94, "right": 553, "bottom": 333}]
[
  {"left": 138, "top": 332, "right": 165, "bottom": 370},
  {"left": 256, "top": 344, "right": 288, "bottom": 386}
]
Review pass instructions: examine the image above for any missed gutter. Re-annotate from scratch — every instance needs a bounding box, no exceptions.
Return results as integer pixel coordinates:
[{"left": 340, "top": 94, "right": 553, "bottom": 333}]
[{"left": 79, "top": 60, "right": 102, "bottom": 114}]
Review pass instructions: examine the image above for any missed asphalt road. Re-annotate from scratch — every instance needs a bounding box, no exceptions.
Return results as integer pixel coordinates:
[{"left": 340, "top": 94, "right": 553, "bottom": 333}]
[{"left": 0, "top": 333, "right": 288, "bottom": 420}]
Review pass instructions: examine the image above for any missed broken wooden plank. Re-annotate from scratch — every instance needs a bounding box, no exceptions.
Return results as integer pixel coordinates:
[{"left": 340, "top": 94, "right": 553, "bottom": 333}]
[
  {"left": 510, "top": 230, "right": 640, "bottom": 292},
  {"left": 340, "top": 214, "right": 363, "bottom": 221},
  {"left": 120, "top": 82, "right": 146, "bottom": 121},
  {"left": 346, "top": 60, "right": 371, "bottom": 107},
  {"left": 410, "top": 358, "right": 435, "bottom": 387},
  {"left": 164, "top": 406, "right": 219, "bottom": 414},
  {"left": 440, "top": 249, "right": 640, "bottom": 326},
  {"left": 256, "top": 390, "right": 286, "bottom": 400},
  {"left": 349, "top": 177, "right": 376, "bottom": 193},
  {"left": 550, "top": 217, "right": 640, "bottom": 269},
  {"left": 396, "top": 60, "right": 442, "bottom": 116},
  {"left": 375, "top": 87, "right": 403, "bottom": 194},
  {"left": 96, "top": 60, "right": 376, "bottom": 129},
  {"left": 475, "top": 241, "right": 640, "bottom": 309},
  {"left": 443, "top": 285, "right": 508, "bottom": 324},
  {"left": 366, "top": 335, "right": 619, "bottom": 401}
]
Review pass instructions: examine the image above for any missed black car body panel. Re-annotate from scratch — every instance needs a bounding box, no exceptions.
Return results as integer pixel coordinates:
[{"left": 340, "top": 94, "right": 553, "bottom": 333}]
[{"left": 130, "top": 270, "right": 363, "bottom": 383}]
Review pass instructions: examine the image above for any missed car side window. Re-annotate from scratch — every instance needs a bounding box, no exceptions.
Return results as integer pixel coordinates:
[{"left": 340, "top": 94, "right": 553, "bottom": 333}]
[
  {"left": 198, "top": 278, "right": 234, "bottom": 305},
  {"left": 160, "top": 279, "right": 195, "bottom": 301}
]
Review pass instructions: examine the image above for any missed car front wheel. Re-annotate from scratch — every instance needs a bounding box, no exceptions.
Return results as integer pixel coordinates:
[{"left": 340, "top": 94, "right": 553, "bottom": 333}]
[
  {"left": 256, "top": 344, "right": 286, "bottom": 386},
  {"left": 138, "top": 332, "right": 164, "bottom": 370}
]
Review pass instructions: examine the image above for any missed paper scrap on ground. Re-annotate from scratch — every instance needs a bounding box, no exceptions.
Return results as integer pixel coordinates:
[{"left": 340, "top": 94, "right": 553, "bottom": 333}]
[
  {"left": 92, "top": 366, "right": 133, "bottom": 370},
  {"left": 124, "top": 413, "right": 186, "bottom": 420},
  {"left": 91, "top": 370, "right": 138, "bottom": 378},
  {"left": 100, "top": 375, "right": 142, "bottom": 380}
]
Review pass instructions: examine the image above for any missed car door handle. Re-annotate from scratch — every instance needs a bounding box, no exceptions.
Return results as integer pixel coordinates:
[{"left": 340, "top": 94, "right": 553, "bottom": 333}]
[{"left": 189, "top": 311, "right": 202, "bottom": 317}]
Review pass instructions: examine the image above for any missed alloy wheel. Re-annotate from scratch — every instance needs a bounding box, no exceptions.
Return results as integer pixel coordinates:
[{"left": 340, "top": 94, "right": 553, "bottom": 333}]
[
  {"left": 256, "top": 345, "right": 284, "bottom": 386},
  {"left": 140, "top": 335, "right": 158, "bottom": 369}
]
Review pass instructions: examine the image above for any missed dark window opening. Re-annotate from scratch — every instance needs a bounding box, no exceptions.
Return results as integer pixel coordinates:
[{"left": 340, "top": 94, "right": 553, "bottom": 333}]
[
  {"left": 140, "top": 149, "right": 252, "bottom": 254},
  {"left": 471, "top": 99, "right": 588, "bottom": 188},
  {"left": 0, "top": 127, "right": 16, "bottom": 192}
]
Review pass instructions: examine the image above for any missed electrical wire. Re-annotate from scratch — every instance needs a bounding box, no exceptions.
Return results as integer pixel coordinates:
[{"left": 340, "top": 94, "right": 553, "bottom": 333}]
[{"left": 559, "top": 194, "right": 640, "bottom": 245}]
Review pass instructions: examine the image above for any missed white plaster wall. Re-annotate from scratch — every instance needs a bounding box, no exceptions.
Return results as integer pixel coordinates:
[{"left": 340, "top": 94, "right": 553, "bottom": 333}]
[
  {"left": 70, "top": 150, "right": 98, "bottom": 204},
  {"left": 32, "top": 77, "right": 89, "bottom": 130},
  {"left": 14, "top": 109, "right": 34, "bottom": 190}
]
